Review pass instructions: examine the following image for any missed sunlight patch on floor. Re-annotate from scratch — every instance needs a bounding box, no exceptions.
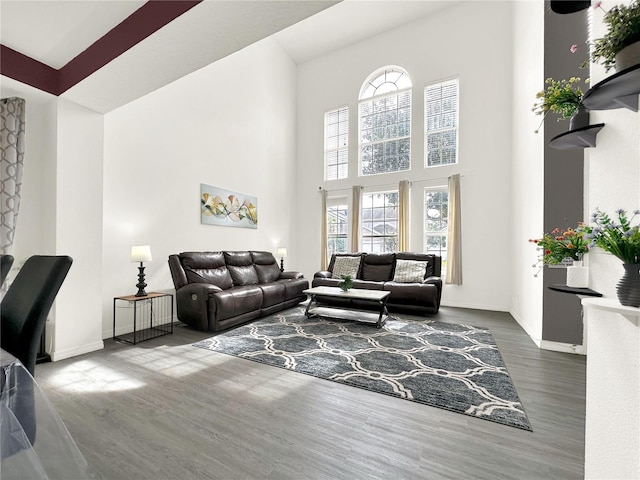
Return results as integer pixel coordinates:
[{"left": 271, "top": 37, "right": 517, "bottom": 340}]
[{"left": 47, "top": 359, "right": 146, "bottom": 392}]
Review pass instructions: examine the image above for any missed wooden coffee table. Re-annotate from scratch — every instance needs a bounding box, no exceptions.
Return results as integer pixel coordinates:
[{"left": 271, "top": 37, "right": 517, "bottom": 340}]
[{"left": 303, "top": 286, "right": 391, "bottom": 328}]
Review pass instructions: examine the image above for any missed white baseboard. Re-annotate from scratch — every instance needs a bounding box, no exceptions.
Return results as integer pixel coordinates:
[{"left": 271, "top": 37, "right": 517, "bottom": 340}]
[
  {"left": 51, "top": 340, "right": 104, "bottom": 362},
  {"left": 539, "top": 340, "right": 586, "bottom": 355}
]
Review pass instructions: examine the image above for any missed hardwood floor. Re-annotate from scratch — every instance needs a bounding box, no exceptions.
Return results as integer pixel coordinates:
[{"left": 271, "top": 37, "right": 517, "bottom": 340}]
[{"left": 35, "top": 306, "right": 586, "bottom": 480}]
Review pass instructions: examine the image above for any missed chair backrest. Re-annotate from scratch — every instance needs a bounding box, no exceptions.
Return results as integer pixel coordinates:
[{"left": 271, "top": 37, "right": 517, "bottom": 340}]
[
  {"left": 0, "top": 254, "right": 14, "bottom": 287},
  {"left": 1, "top": 255, "right": 72, "bottom": 376}
]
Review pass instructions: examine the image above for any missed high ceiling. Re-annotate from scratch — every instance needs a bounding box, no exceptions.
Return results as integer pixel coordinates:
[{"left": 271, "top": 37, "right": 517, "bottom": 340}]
[{"left": 0, "top": 0, "right": 460, "bottom": 113}]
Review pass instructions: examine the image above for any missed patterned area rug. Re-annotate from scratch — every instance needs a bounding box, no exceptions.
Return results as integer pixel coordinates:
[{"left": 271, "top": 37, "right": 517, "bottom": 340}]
[{"left": 193, "top": 308, "right": 532, "bottom": 431}]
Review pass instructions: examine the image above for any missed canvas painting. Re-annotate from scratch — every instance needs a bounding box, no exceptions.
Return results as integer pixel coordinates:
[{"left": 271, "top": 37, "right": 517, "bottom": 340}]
[{"left": 200, "top": 184, "right": 258, "bottom": 229}]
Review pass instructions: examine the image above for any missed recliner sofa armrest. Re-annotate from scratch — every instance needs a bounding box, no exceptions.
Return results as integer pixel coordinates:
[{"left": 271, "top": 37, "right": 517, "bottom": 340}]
[
  {"left": 314, "top": 271, "right": 332, "bottom": 279},
  {"left": 280, "top": 271, "right": 304, "bottom": 280},
  {"left": 176, "top": 283, "right": 223, "bottom": 331},
  {"left": 423, "top": 276, "right": 443, "bottom": 290}
]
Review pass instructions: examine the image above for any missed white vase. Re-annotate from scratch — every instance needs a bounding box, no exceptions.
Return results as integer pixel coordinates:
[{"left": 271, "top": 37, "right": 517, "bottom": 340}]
[
  {"left": 566, "top": 260, "right": 589, "bottom": 288},
  {"left": 615, "top": 41, "right": 640, "bottom": 72}
]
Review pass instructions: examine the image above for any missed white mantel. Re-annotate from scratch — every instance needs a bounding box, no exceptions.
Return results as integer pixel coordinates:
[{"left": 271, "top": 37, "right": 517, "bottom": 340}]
[{"left": 582, "top": 298, "right": 640, "bottom": 480}]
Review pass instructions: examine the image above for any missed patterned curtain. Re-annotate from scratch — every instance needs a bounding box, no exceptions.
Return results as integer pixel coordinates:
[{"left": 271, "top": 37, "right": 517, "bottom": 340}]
[{"left": 1, "top": 97, "right": 26, "bottom": 255}]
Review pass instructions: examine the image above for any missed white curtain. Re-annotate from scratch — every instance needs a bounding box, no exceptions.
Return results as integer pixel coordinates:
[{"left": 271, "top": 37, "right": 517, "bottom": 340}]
[
  {"left": 398, "top": 180, "right": 410, "bottom": 251},
  {"left": 446, "top": 174, "right": 462, "bottom": 284},
  {"left": 320, "top": 189, "right": 328, "bottom": 270},
  {"left": 1, "top": 97, "right": 26, "bottom": 255},
  {"left": 351, "top": 186, "right": 362, "bottom": 252}
]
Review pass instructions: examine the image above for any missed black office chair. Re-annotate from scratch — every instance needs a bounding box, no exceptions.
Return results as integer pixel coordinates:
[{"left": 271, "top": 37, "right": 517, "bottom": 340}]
[
  {"left": 1, "top": 255, "right": 72, "bottom": 376},
  {"left": 0, "top": 254, "right": 14, "bottom": 287}
]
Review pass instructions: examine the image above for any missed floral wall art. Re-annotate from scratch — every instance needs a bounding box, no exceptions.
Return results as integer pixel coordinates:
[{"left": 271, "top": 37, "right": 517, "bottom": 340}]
[{"left": 200, "top": 184, "right": 258, "bottom": 229}]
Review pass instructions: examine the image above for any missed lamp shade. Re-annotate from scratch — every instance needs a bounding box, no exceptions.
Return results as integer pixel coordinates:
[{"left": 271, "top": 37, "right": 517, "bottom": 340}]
[
  {"left": 131, "top": 245, "right": 152, "bottom": 263},
  {"left": 277, "top": 247, "right": 287, "bottom": 258}
]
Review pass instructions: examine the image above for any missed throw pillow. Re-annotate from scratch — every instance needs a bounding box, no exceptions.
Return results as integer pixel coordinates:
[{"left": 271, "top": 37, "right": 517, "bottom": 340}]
[
  {"left": 331, "top": 256, "right": 362, "bottom": 279},
  {"left": 393, "top": 259, "right": 428, "bottom": 283}
]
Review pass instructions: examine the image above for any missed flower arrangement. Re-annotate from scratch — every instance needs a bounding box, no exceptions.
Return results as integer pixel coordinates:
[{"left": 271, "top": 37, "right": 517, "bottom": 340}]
[
  {"left": 532, "top": 77, "right": 586, "bottom": 133},
  {"left": 584, "top": 208, "right": 640, "bottom": 264},
  {"left": 571, "top": 0, "right": 640, "bottom": 72},
  {"left": 530, "top": 225, "right": 590, "bottom": 265}
]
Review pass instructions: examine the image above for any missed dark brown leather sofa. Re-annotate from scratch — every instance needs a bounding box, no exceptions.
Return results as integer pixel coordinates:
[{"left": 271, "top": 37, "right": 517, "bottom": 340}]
[
  {"left": 312, "top": 252, "right": 442, "bottom": 314},
  {"left": 168, "top": 251, "right": 308, "bottom": 332}
]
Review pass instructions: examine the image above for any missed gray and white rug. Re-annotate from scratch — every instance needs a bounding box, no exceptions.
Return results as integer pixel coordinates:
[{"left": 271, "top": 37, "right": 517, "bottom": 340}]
[{"left": 193, "top": 308, "right": 532, "bottom": 431}]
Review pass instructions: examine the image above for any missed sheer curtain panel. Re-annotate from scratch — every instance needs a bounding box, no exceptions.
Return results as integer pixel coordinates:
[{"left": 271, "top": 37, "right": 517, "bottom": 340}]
[
  {"left": 351, "top": 186, "right": 362, "bottom": 252},
  {"left": 398, "top": 180, "right": 410, "bottom": 251},
  {"left": 446, "top": 174, "right": 462, "bottom": 284},
  {"left": 1, "top": 97, "right": 25, "bottom": 255}
]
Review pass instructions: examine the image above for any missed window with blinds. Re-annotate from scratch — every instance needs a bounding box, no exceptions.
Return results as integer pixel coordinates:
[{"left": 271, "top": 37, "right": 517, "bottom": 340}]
[
  {"left": 359, "top": 67, "right": 411, "bottom": 176},
  {"left": 425, "top": 78, "right": 459, "bottom": 167},
  {"left": 325, "top": 107, "right": 349, "bottom": 180}
]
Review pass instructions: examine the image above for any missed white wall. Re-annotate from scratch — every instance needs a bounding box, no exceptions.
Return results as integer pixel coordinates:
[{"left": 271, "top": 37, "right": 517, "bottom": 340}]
[
  {"left": 102, "top": 37, "right": 299, "bottom": 337},
  {"left": 583, "top": 1, "right": 640, "bottom": 477},
  {"left": 509, "top": 1, "right": 545, "bottom": 343},
  {"left": 0, "top": 77, "right": 105, "bottom": 360},
  {"left": 294, "top": 1, "right": 514, "bottom": 311}
]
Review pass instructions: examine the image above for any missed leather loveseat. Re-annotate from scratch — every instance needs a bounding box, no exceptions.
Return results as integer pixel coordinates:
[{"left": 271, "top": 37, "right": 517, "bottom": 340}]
[
  {"left": 312, "top": 252, "right": 442, "bottom": 314},
  {"left": 168, "top": 251, "right": 308, "bottom": 332}
]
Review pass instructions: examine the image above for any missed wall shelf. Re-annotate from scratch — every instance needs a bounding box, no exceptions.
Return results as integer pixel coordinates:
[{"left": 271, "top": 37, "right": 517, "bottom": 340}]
[
  {"left": 548, "top": 284, "right": 603, "bottom": 297},
  {"left": 581, "top": 64, "right": 640, "bottom": 112},
  {"left": 549, "top": 123, "right": 605, "bottom": 150}
]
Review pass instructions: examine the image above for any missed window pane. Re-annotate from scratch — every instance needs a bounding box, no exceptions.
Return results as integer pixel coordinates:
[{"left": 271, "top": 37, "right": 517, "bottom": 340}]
[
  {"left": 361, "top": 191, "right": 399, "bottom": 253},
  {"left": 327, "top": 204, "right": 348, "bottom": 255},
  {"left": 325, "top": 106, "right": 349, "bottom": 180},
  {"left": 424, "top": 188, "right": 449, "bottom": 262},
  {"left": 425, "top": 79, "right": 459, "bottom": 167}
]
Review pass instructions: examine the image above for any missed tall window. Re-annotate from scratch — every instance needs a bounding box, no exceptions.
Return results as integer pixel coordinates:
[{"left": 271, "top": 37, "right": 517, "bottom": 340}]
[
  {"left": 325, "top": 107, "right": 349, "bottom": 180},
  {"left": 359, "top": 67, "right": 411, "bottom": 176},
  {"left": 424, "top": 187, "right": 448, "bottom": 265},
  {"left": 327, "top": 202, "right": 348, "bottom": 255},
  {"left": 425, "top": 78, "right": 458, "bottom": 167},
  {"left": 361, "top": 191, "right": 398, "bottom": 252}
]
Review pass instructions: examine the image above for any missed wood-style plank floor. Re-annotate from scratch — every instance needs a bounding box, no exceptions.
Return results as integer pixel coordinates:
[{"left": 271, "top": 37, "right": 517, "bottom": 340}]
[{"left": 35, "top": 306, "right": 585, "bottom": 480}]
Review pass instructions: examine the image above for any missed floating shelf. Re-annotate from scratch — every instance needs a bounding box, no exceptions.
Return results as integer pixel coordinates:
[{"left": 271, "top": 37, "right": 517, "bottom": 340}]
[
  {"left": 582, "top": 64, "right": 640, "bottom": 112},
  {"left": 548, "top": 284, "right": 603, "bottom": 297},
  {"left": 549, "top": 123, "right": 605, "bottom": 149}
]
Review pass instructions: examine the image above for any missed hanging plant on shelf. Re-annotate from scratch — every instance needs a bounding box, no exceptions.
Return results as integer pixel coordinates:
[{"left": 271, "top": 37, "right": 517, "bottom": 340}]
[{"left": 532, "top": 77, "right": 588, "bottom": 133}]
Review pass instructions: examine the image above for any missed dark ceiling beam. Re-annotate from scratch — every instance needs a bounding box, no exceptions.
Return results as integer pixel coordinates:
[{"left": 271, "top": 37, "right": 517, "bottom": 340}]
[{"left": 0, "top": 0, "right": 202, "bottom": 96}]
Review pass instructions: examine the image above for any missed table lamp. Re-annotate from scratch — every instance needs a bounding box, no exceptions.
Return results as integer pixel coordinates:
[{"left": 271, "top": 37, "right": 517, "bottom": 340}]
[
  {"left": 131, "top": 245, "right": 152, "bottom": 297},
  {"left": 277, "top": 247, "right": 287, "bottom": 272}
]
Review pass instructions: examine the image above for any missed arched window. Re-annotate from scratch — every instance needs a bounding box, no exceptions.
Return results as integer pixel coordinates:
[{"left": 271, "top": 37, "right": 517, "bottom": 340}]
[{"left": 359, "top": 67, "right": 412, "bottom": 176}]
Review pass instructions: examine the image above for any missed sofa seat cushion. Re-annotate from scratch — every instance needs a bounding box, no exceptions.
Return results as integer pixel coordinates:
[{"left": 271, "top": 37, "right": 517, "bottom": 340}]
[
  {"left": 210, "top": 285, "right": 263, "bottom": 321},
  {"left": 259, "top": 282, "right": 286, "bottom": 308},
  {"left": 352, "top": 279, "right": 385, "bottom": 290},
  {"left": 180, "top": 252, "right": 233, "bottom": 289},
  {"left": 383, "top": 282, "right": 436, "bottom": 304},
  {"left": 277, "top": 278, "right": 309, "bottom": 301},
  {"left": 361, "top": 253, "right": 395, "bottom": 281}
]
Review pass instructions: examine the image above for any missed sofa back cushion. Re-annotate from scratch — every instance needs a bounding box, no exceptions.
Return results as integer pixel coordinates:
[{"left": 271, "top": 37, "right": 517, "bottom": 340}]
[
  {"left": 251, "top": 251, "right": 281, "bottom": 283},
  {"left": 361, "top": 253, "right": 395, "bottom": 281},
  {"left": 224, "top": 251, "right": 259, "bottom": 286},
  {"left": 180, "top": 252, "right": 233, "bottom": 289}
]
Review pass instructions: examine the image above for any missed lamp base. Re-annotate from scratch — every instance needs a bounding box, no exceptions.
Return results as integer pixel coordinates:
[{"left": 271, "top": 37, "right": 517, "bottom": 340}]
[
  {"left": 280, "top": 257, "right": 285, "bottom": 272},
  {"left": 135, "top": 264, "right": 148, "bottom": 297}
]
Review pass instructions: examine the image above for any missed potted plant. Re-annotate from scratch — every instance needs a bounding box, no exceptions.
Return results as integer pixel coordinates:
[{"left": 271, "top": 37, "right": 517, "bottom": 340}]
[
  {"left": 584, "top": 208, "right": 640, "bottom": 306},
  {"left": 579, "top": 0, "right": 640, "bottom": 72},
  {"left": 532, "top": 77, "right": 588, "bottom": 133},
  {"left": 337, "top": 274, "right": 354, "bottom": 292},
  {"left": 530, "top": 224, "right": 590, "bottom": 268}
]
